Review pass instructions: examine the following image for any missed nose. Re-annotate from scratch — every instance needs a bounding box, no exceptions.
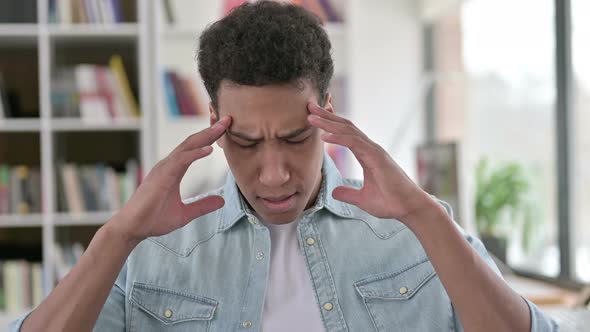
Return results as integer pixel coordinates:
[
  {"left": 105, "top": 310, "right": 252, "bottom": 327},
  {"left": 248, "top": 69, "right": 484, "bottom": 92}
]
[{"left": 258, "top": 148, "right": 290, "bottom": 188}]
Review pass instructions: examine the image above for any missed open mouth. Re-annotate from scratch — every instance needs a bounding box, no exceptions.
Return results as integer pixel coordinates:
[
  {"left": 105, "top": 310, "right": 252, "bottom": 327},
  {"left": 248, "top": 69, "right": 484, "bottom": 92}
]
[{"left": 258, "top": 193, "right": 297, "bottom": 213}]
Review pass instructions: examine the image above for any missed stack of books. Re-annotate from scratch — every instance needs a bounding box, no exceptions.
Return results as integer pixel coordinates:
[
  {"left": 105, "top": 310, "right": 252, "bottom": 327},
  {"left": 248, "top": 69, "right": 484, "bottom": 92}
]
[
  {"left": 51, "top": 55, "right": 139, "bottom": 121},
  {"left": 49, "top": 0, "right": 130, "bottom": 24},
  {"left": 162, "top": 70, "right": 208, "bottom": 118},
  {"left": 0, "top": 260, "right": 43, "bottom": 314},
  {"left": 0, "top": 165, "right": 42, "bottom": 215},
  {"left": 56, "top": 160, "right": 140, "bottom": 214}
]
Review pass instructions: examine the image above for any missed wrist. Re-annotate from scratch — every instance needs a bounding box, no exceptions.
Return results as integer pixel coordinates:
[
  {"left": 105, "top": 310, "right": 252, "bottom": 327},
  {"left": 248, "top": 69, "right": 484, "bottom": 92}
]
[
  {"left": 102, "top": 215, "right": 143, "bottom": 250},
  {"left": 399, "top": 195, "right": 450, "bottom": 233}
]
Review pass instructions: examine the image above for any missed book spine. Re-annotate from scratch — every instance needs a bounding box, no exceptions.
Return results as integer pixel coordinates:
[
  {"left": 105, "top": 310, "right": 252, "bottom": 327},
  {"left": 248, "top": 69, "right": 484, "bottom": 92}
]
[
  {"left": 163, "top": 71, "right": 181, "bottom": 118},
  {"left": 169, "top": 72, "right": 192, "bottom": 116},
  {"left": 109, "top": 55, "right": 139, "bottom": 117}
]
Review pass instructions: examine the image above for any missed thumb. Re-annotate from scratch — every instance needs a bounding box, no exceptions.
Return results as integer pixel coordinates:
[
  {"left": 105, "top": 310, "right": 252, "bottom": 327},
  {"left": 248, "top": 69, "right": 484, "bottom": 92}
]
[
  {"left": 332, "top": 186, "right": 362, "bottom": 206},
  {"left": 183, "top": 195, "right": 225, "bottom": 223}
]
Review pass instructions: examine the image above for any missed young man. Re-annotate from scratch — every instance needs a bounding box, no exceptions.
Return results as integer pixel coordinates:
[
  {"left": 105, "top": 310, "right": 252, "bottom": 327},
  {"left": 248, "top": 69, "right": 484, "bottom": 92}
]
[{"left": 12, "top": 1, "right": 556, "bottom": 331}]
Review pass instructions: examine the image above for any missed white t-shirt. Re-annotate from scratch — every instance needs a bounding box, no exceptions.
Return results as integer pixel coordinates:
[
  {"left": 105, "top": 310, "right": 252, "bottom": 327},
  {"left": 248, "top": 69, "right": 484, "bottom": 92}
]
[{"left": 260, "top": 218, "right": 326, "bottom": 332}]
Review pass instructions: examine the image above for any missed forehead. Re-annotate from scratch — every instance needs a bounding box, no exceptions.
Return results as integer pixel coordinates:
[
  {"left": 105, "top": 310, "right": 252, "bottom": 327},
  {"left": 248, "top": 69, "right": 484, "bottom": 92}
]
[{"left": 217, "top": 81, "right": 318, "bottom": 131}]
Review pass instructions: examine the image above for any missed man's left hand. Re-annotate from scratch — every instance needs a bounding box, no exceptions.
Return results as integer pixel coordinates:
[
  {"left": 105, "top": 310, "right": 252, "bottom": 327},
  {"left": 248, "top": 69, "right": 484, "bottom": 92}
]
[{"left": 307, "top": 103, "right": 437, "bottom": 222}]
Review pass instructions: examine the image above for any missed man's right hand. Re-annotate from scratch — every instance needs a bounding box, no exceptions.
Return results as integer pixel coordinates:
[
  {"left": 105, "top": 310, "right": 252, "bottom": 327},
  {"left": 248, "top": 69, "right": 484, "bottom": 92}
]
[{"left": 108, "top": 115, "right": 232, "bottom": 245}]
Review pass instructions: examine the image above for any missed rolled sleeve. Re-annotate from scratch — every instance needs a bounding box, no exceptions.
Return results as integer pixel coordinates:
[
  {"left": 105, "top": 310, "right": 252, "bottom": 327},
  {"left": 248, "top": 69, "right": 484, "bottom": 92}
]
[
  {"left": 435, "top": 197, "right": 559, "bottom": 331},
  {"left": 525, "top": 299, "right": 560, "bottom": 332},
  {"left": 93, "top": 263, "right": 128, "bottom": 332},
  {"left": 7, "top": 311, "right": 32, "bottom": 332}
]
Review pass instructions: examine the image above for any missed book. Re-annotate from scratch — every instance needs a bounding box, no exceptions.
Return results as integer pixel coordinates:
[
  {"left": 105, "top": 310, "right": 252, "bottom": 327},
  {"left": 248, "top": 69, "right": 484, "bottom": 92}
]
[
  {"left": 61, "top": 164, "right": 85, "bottom": 214},
  {"left": 74, "top": 65, "right": 111, "bottom": 123},
  {"left": 316, "top": 0, "right": 342, "bottom": 22},
  {"left": 12, "top": 166, "right": 30, "bottom": 215},
  {"left": 163, "top": 71, "right": 180, "bottom": 117},
  {"left": 52, "top": 64, "right": 136, "bottom": 120},
  {"left": 168, "top": 71, "right": 192, "bottom": 116},
  {"left": 0, "top": 72, "right": 9, "bottom": 119},
  {"left": 223, "top": 0, "right": 248, "bottom": 16},
  {"left": 0, "top": 165, "right": 41, "bottom": 215},
  {"left": 57, "top": 161, "right": 139, "bottom": 213},
  {"left": 109, "top": 55, "right": 140, "bottom": 118},
  {"left": 1, "top": 260, "right": 41, "bottom": 314},
  {"left": 0, "top": 165, "right": 10, "bottom": 214},
  {"left": 111, "top": 0, "right": 123, "bottom": 23},
  {"left": 31, "top": 263, "right": 43, "bottom": 307},
  {"left": 162, "top": 70, "right": 208, "bottom": 118},
  {"left": 162, "top": 0, "right": 175, "bottom": 24},
  {"left": 57, "top": 0, "right": 72, "bottom": 24}
]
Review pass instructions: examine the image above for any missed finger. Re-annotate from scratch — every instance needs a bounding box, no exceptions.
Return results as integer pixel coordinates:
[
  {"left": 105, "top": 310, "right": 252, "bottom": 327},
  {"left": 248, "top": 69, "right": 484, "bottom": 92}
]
[
  {"left": 307, "top": 102, "right": 353, "bottom": 125},
  {"left": 164, "top": 146, "right": 214, "bottom": 182},
  {"left": 308, "top": 114, "right": 355, "bottom": 135},
  {"left": 320, "top": 133, "right": 366, "bottom": 150},
  {"left": 172, "top": 116, "right": 231, "bottom": 155},
  {"left": 183, "top": 195, "right": 225, "bottom": 223},
  {"left": 332, "top": 186, "right": 362, "bottom": 206},
  {"left": 320, "top": 133, "right": 374, "bottom": 169}
]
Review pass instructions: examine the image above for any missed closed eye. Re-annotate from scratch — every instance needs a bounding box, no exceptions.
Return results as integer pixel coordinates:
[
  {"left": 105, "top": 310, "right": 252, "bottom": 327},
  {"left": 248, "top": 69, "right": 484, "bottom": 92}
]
[
  {"left": 237, "top": 142, "right": 259, "bottom": 148},
  {"left": 285, "top": 137, "right": 309, "bottom": 144}
]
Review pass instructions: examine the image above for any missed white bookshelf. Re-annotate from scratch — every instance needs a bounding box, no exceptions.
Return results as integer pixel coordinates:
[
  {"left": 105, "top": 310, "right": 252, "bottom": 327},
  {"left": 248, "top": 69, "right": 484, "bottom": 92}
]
[
  {"left": 0, "top": 0, "right": 152, "bottom": 323},
  {"left": 0, "top": 119, "right": 41, "bottom": 132}
]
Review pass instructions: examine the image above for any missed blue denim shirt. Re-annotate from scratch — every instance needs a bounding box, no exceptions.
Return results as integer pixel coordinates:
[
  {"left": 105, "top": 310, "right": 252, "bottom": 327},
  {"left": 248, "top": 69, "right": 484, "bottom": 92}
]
[{"left": 10, "top": 154, "right": 557, "bottom": 331}]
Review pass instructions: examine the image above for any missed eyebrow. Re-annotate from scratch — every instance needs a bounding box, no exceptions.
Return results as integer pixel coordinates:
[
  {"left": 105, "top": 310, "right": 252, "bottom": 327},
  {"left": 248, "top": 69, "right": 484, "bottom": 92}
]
[{"left": 227, "top": 126, "right": 312, "bottom": 142}]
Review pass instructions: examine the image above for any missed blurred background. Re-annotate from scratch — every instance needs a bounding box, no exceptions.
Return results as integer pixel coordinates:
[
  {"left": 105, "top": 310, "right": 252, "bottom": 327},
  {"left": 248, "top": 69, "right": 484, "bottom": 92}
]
[{"left": 0, "top": 0, "right": 588, "bottom": 328}]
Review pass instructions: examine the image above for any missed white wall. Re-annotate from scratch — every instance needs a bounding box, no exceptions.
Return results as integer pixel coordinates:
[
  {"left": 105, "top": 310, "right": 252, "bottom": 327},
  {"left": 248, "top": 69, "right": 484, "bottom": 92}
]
[{"left": 347, "top": 0, "right": 424, "bottom": 181}]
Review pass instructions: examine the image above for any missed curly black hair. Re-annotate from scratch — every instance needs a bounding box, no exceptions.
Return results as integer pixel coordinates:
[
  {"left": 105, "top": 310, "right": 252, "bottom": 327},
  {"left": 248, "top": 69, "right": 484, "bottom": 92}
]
[{"left": 197, "top": 0, "right": 334, "bottom": 112}]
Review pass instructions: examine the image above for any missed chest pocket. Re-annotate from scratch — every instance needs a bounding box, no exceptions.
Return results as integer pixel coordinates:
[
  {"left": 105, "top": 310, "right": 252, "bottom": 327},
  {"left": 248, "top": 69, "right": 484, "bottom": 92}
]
[
  {"left": 354, "top": 259, "right": 455, "bottom": 332},
  {"left": 129, "top": 283, "right": 217, "bottom": 332}
]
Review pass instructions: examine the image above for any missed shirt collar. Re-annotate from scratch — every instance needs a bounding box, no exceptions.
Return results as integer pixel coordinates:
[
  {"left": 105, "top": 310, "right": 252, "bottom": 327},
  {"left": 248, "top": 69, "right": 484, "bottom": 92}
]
[{"left": 218, "top": 152, "right": 354, "bottom": 232}]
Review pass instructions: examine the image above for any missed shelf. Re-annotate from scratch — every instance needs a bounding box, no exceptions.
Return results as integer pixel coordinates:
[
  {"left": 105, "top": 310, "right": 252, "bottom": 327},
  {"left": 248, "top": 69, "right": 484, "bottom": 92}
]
[
  {"left": 51, "top": 118, "right": 141, "bottom": 132},
  {"left": 0, "top": 214, "right": 43, "bottom": 228},
  {"left": 53, "top": 211, "right": 114, "bottom": 226},
  {"left": 48, "top": 23, "right": 139, "bottom": 39},
  {"left": 0, "top": 23, "right": 38, "bottom": 37},
  {"left": 0, "top": 119, "right": 41, "bottom": 132}
]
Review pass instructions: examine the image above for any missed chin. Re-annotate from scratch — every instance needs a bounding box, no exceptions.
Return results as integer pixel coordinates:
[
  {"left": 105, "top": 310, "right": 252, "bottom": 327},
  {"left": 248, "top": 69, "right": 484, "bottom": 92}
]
[{"left": 257, "top": 208, "right": 304, "bottom": 225}]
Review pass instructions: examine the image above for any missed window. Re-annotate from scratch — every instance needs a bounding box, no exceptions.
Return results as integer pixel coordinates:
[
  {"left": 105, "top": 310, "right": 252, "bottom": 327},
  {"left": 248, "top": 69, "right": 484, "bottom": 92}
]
[
  {"left": 429, "top": 0, "right": 560, "bottom": 277},
  {"left": 572, "top": 0, "right": 590, "bottom": 283}
]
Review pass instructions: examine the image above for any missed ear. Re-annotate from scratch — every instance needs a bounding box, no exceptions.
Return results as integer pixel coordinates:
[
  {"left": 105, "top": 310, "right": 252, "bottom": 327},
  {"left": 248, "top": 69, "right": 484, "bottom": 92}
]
[
  {"left": 209, "top": 103, "right": 225, "bottom": 149},
  {"left": 323, "top": 93, "right": 335, "bottom": 114}
]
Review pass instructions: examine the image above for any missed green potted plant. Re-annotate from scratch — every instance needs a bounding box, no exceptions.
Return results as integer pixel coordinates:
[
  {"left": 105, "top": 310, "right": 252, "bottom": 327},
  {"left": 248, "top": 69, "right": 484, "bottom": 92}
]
[{"left": 474, "top": 158, "right": 535, "bottom": 263}]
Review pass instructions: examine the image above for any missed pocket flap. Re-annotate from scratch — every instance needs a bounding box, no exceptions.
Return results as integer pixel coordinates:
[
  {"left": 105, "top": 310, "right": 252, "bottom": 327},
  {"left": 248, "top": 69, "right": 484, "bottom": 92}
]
[
  {"left": 354, "top": 259, "right": 436, "bottom": 300},
  {"left": 130, "top": 283, "right": 218, "bottom": 324}
]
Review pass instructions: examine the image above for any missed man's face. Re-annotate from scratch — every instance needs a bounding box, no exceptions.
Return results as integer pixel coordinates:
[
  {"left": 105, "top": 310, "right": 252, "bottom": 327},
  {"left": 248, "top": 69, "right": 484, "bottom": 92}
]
[{"left": 212, "top": 81, "right": 331, "bottom": 224}]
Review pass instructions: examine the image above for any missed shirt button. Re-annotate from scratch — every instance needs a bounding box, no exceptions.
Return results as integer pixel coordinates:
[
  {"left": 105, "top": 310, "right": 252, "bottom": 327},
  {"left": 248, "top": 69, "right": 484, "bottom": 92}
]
[
  {"left": 242, "top": 320, "right": 253, "bottom": 328},
  {"left": 248, "top": 216, "right": 258, "bottom": 225},
  {"left": 399, "top": 287, "right": 409, "bottom": 295},
  {"left": 306, "top": 237, "right": 316, "bottom": 245},
  {"left": 164, "top": 309, "right": 173, "bottom": 318},
  {"left": 256, "top": 251, "right": 264, "bottom": 260},
  {"left": 323, "top": 302, "right": 333, "bottom": 311}
]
